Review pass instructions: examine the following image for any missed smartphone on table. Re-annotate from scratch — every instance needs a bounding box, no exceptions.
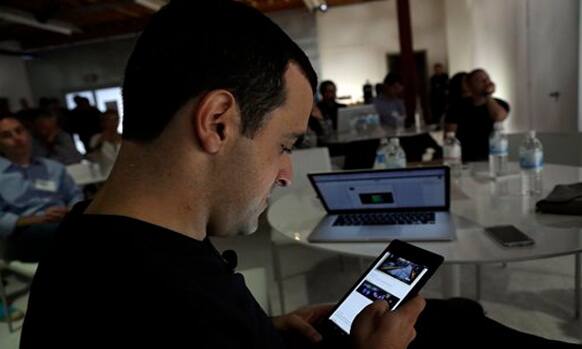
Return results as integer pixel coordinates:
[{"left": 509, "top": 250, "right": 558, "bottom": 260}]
[
  {"left": 319, "top": 239, "right": 444, "bottom": 337},
  {"left": 485, "top": 225, "right": 535, "bottom": 247}
]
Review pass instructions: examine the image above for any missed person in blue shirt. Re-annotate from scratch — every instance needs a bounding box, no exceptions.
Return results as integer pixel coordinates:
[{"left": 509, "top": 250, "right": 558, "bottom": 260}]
[
  {"left": 374, "top": 73, "right": 406, "bottom": 128},
  {"left": 0, "top": 115, "right": 82, "bottom": 262}
]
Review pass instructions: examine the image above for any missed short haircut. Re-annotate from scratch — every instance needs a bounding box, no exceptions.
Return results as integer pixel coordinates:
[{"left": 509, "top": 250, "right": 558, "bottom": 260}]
[
  {"left": 122, "top": 0, "right": 317, "bottom": 142},
  {"left": 383, "top": 72, "right": 402, "bottom": 87},
  {"left": 319, "top": 80, "right": 336, "bottom": 95}
]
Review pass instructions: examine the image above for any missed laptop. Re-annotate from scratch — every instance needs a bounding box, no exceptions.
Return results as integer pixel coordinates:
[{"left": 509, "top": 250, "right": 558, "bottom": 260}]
[
  {"left": 337, "top": 105, "right": 377, "bottom": 133},
  {"left": 307, "top": 166, "right": 456, "bottom": 242}
]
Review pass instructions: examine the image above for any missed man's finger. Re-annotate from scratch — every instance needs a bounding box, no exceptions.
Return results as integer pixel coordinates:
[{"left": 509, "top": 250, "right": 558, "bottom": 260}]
[
  {"left": 394, "top": 296, "right": 425, "bottom": 324},
  {"left": 352, "top": 300, "right": 389, "bottom": 334}
]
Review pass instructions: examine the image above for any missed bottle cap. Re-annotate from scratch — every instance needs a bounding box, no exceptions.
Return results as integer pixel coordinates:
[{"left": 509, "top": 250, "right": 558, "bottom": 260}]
[
  {"left": 389, "top": 137, "right": 400, "bottom": 146},
  {"left": 445, "top": 132, "right": 456, "bottom": 139},
  {"left": 528, "top": 130, "right": 536, "bottom": 138}
]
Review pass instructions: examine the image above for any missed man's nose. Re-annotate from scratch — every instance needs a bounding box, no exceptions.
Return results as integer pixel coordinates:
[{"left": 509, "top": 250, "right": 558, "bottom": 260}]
[{"left": 276, "top": 157, "right": 293, "bottom": 187}]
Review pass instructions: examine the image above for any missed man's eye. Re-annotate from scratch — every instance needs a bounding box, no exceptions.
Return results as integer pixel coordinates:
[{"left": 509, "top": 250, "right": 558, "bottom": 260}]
[{"left": 281, "top": 145, "right": 293, "bottom": 154}]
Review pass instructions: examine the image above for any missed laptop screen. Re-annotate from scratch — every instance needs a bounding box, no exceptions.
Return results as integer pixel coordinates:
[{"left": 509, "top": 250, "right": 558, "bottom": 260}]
[{"left": 309, "top": 167, "right": 449, "bottom": 213}]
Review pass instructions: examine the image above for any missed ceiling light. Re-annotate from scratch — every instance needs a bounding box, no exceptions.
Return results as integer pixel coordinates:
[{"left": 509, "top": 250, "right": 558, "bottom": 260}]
[
  {"left": 134, "top": 0, "right": 169, "bottom": 11},
  {"left": 302, "top": 0, "right": 328, "bottom": 13}
]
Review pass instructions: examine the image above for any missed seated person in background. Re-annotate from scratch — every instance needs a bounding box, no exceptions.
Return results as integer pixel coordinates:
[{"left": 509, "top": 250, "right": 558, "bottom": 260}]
[
  {"left": 0, "top": 116, "right": 82, "bottom": 262},
  {"left": 374, "top": 73, "right": 406, "bottom": 128},
  {"left": 316, "top": 80, "right": 346, "bottom": 130},
  {"left": 30, "top": 109, "right": 82, "bottom": 165},
  {"left": 445, "top": 69, "right": 509, "bottom": 162},
  {"left": 86, "top": 110, "right": 122, "bottom": 177}
]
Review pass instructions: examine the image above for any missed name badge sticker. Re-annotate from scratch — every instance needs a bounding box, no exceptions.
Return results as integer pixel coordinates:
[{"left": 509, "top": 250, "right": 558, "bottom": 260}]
[{"left": 34, "top": 179, "right": 57, "bottom": 192}]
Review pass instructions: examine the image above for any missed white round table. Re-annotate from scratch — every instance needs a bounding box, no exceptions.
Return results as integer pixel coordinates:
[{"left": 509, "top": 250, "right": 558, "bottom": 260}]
[{"left": 267, "top": 163, "right": 582, "bottom": 317}]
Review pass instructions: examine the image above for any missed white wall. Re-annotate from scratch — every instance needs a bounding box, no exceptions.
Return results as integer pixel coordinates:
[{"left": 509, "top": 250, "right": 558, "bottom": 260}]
[
  {"left": 269, "top": 9, "right": 321, "bottom": 76},
  {"left": 471, "top": 0, "right": 528, "bottom": 133},
  {"left": 0, "top": 42, "right": 33, "bottom": 111},
  {"left": 444, "top": 0, "right": 474, "bottom": 74},
  {"left": 317, "top": 0, "right": 448, "bottom": 103},
  {"left": 26, "top": 38, "right": 137, "bottom": 103}
]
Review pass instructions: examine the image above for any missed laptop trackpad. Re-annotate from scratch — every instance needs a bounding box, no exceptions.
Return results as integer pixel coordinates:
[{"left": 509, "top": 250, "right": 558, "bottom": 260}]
[{"left": 356, "top": 226, "right": 403, "bottom": 236}]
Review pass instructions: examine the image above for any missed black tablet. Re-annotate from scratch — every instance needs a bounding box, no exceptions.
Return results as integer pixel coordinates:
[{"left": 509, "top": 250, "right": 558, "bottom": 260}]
[{"left": 321, "top": 240, "right": 444, "bottom": 337}]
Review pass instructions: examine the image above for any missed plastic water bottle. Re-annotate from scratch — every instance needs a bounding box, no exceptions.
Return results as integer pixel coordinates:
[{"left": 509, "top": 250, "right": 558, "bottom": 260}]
[
  {"left": 519, "top": 131, "right": 544, "bottom": 196},
  {"left": 374, "top": 138, "right": 389, "bottom": 169},
  {"left": 489, "top": 122, "right": 508, "bottom": 177},
  {"left": 414, "top": 97, "right": 424, "bottom": 132},
  {"left": 385, "top": 137, "right": 407, "bottom": 169},
  {"left": 443, "top": 132, "right": 463, "bottom": 178}
]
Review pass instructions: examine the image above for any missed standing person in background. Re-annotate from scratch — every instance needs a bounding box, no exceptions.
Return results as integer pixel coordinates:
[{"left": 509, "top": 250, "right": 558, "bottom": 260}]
[
  {"left": 69, "top": 96, "right": 102, "bottom": 151},
  {"left": 87, "top": 110, "right": 122, "bottom": 177},
  {"left": 374, "top": 72, "right": 406, "bottom": 128},
  {"left": 429, "top": 63, "right": 449, "bottom": 127},
  {"left": 445, "top": 69, "right": 509, "bottom": 162},
  {"left": 30, "top": 109, "right": 82, "bottom": 165},
  {"left": 316, "top": 80, "right": 346, "bottom": 131}
]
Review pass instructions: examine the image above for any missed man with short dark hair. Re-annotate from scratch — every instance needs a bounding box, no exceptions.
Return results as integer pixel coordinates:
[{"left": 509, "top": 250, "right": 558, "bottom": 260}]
[
  {"left": 21, "top": 2, "right": 424, "bottom": 348},
  {"left": 316, "top": 80, "right": 346, "bottom": 131},
  {"left": 20, "top": 2, "right": 578, "bottom": 349},
  {"left": 445, "top": 68, "right": 509, "bottom": 162},
  {"left": 0, "top": 116, "right": 82, "bottom": 262}
]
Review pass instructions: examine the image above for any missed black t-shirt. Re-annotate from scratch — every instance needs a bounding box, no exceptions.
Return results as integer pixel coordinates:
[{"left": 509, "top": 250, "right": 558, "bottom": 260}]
[
  {"left": 445, "top": 98, "right": 510, "bottom": 162},
  {"left": 21, "top": 202, "right": 287, "bottom": 348}
]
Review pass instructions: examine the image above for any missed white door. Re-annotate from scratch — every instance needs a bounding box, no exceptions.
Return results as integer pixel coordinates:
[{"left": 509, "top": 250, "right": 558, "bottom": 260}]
[{"left": 527, "top": 0, "right": 579, "bottom": 132}]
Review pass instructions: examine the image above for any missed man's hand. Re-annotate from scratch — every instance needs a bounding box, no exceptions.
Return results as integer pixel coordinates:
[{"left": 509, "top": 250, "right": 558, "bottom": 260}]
[
  {"left": 16, "top": 206, "right": 69, "bottom": 227},
  {"left": 351, "top": 296, "right": 426, "bottom": 349},
  {"left": 484, "top": 82, "right": 496, "bottom": 97},
  {"left": 44, "top": 206, "right": 69, "bottom": 222},
  {"left": 272, "top": 303, "right": 334, "bottom": 343}
]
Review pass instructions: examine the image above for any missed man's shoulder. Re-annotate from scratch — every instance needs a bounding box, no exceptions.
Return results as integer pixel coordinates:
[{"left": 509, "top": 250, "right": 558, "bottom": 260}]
[{"left": 0, "top": 156, "right": 11, "bottom": 171}]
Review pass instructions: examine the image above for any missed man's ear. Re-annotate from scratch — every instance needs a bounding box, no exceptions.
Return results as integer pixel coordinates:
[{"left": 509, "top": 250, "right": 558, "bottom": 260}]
[{"left": 193, "top": 90, "right": 238, "bottom": 154}]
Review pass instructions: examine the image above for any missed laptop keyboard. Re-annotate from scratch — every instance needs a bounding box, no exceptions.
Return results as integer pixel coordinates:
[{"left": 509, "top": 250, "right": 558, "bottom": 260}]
[{"left": 333, "top": 212, "right": 436, "bottom": 226}]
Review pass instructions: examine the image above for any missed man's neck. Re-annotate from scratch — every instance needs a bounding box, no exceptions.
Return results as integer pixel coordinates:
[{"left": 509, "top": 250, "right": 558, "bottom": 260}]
[
  {"left": 8, "top": 154, "right": 31, "bottom": 166},
  {"left": 85, "top": 148, "right": 209, "bottom": 242}
]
